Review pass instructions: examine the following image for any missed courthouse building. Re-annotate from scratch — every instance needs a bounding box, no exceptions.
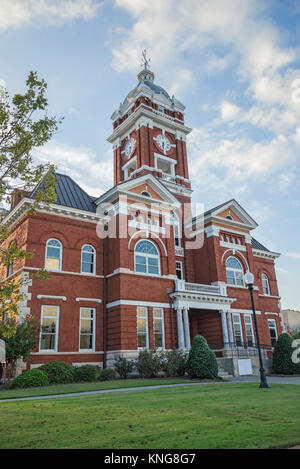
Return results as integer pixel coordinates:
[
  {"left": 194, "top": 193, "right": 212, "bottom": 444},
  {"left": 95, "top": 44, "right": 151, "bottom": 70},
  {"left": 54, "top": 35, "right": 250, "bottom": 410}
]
[{"left": 0, "top": 62, "right": 284, "bottom": 375}]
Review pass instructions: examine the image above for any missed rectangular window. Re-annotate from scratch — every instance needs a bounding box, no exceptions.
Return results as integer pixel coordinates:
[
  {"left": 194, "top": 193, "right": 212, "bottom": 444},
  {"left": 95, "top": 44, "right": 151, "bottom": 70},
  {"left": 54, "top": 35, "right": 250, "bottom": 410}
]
[
  {"left": 79, "top": 308, "right": 95, "bottom": 351},
  {"left": 40, "top": 305, "right": 59, "bottom": 351},
  {"left": 153, "top": 308, "right": 165, "bottom": 348},
  {"left": 176, "top": 261, "right": 183, "bottom": 280},
  {"left": 268, "top": 319, "right": 278, "bottom": 347},
  {"left": 233, "top": 314, "right": 243, "bottom": 347},
  {"left": 137, "top": 306, "right": 148, "bottom": 349},
  {"left": 244, "top": 314, "right": 255, "bottom": 347}
]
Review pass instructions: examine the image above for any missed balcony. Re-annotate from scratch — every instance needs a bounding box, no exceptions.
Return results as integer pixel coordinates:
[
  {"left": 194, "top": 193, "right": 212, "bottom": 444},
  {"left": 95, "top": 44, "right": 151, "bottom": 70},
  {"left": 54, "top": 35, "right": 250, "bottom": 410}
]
[
  {"left": 175, "top": 246, "right": 184, "bottom": 257},
  {"left": 174, "top": 280, "right": 227, "bottom": 296}
]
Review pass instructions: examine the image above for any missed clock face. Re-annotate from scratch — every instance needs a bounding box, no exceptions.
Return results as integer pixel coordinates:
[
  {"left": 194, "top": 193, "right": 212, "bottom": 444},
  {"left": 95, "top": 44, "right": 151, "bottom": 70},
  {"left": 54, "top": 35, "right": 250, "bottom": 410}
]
[
  {"left": 157, "top": 134, "right": 171, "bottom": 154},
  {"left": 125, "top": 138, "right": 136, "bottom": 157}
]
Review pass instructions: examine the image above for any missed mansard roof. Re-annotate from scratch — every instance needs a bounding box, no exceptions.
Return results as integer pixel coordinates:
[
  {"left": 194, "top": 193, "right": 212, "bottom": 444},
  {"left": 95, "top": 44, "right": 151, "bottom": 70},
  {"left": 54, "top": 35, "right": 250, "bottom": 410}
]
[
  {"left": 31, "top": 172, "right": 97, "bottom": 213},
  {"left": 251, "top": 238, "right": 270, "bottom": 252}
]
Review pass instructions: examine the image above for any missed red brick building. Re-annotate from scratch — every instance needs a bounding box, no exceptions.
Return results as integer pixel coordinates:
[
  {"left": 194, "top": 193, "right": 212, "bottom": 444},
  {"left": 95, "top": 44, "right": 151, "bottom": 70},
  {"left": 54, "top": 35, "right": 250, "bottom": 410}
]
[{"left": 1, "top": 64, "right": 284, "bottom": 376}]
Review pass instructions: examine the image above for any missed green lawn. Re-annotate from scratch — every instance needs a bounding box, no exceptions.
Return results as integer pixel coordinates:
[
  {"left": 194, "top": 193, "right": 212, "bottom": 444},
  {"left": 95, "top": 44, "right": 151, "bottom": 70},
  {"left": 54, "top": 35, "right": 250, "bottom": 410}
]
[
  {"left": 0, "top": 377, "right": 191, "bottom": 399},
  {"left": 0, "top": 383, "right": 300, "bottom": 449}
]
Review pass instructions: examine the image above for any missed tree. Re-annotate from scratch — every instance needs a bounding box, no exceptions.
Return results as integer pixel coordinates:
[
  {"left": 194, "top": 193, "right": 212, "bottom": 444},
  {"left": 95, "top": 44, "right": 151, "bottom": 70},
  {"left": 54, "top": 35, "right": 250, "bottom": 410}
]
[
  {"left": 0, "top": 71, "right": 61, "bottom": 338},
  {"left": 186, "top": 335, "right": 219, "bottom": 379},
  {"left": 1, "top": 316, "right": 40, "bottom": 380},
  {"left": 272, "top": 333, "right": 299, "bottom": 375}
]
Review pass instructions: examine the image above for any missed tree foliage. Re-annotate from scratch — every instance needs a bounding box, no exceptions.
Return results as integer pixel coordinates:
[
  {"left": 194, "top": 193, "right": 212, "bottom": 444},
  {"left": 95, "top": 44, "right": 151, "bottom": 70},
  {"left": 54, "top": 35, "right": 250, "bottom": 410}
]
[
  {"left": 0, "top": 72, "right": 61, "bottom": 338},
  {"left": 186, "top": 335, "right": 219, "bottom": 379}
]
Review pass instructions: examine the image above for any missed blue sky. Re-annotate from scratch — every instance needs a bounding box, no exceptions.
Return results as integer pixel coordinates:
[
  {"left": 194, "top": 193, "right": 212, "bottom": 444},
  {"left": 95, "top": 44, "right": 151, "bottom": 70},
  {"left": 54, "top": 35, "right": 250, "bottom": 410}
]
[{"left": 0, "top": 0, "right": 299, "bottom": 310}]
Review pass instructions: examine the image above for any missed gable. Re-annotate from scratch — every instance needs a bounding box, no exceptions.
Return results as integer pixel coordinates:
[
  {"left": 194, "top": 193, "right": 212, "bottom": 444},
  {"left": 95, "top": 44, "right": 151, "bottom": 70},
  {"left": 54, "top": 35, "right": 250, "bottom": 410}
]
[{"left": 206, "top": 199, "right": 258, "bottom": 230}]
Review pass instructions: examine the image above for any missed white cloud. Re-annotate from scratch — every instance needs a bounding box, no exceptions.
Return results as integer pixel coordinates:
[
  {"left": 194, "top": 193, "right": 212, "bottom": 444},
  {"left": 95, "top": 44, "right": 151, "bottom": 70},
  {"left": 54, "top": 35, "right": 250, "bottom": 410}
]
[
  {"left": 220, "top": 100, "right": 241, "bottom": 121},
  {"left": 33, "top": 141, "right": 112, "bottom": 196},
  {"left": 0, "top": 0, "right": 102, "bottom": 30}
]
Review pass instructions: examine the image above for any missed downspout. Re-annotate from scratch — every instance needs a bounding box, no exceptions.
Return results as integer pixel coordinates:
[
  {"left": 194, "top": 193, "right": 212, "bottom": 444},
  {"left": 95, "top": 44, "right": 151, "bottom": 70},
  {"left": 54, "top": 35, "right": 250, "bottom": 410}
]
[{"left": 103, "top": 225, "right": 108, "bottom": 369}]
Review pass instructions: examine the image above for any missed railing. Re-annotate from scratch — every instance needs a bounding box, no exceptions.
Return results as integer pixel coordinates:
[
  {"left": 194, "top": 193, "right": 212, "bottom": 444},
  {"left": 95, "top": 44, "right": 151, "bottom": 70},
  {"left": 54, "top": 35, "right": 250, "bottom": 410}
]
[
  {"left": 160, "top": 172, "right": 177, "bottom": 183},
  {"left": 174, "top": 279, "right": 227, "bottom": 296},
  {"left": 175, "top": 246, "right": 184, "bottom": 257},
  {"left": 208, "top": 342, "right": 274, "bottom": 359}
]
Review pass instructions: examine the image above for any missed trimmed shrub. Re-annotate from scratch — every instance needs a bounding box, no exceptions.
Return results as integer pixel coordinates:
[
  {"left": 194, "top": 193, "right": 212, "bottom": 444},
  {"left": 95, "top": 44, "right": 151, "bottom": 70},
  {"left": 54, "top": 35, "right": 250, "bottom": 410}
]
[
  {"left": 8, "top": 369, "right": 50, "bottom": 389},
  {"left": 160, "top": 350, "right": 187, "bottom": 377},
  {"left": 99, "top": 367, "right": 118, "bottom": 381},
  {"left": 135, "top": 349, "right": 161, "bottom": 378},
  {"left": 114, "top": 356, "right": 134, "bottom": 379},
  {"left": 186, "top": 335, "right": 218, "bottom": 379},
  {"left": 39, "top": 361, "right": 75, "bottom": 384},
  {"left": 272, "top": 333, "right": 298, "bottom": 375},
  {"left": 74, "top": 365, "right": 100, "bottom": 382}
]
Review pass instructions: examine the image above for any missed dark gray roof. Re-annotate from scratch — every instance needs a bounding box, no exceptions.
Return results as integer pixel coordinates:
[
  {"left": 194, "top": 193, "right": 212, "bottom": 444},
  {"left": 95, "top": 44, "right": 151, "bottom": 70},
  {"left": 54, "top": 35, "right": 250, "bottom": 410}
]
[
  {"left": 251, "top": 238, "right": 269, "bottom": 252},
  {"left": 31, "top": 173, "right": 97, "bottom": 213}
]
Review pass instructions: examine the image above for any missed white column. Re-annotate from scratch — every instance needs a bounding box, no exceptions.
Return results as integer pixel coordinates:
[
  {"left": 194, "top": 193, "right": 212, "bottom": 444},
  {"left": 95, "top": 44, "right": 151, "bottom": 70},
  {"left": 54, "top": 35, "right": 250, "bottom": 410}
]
[
  {"left": 220, "top": 310, "right": 229, "bottom": 348},
  {"left": 183, "top": 307, "right": 191, "bottom": 350},
  {"left": 226, "top": 312, "right": 234, "bottom": 346},
  {"left": 176, "top": 308, "right": 185, "bottom": 350}
]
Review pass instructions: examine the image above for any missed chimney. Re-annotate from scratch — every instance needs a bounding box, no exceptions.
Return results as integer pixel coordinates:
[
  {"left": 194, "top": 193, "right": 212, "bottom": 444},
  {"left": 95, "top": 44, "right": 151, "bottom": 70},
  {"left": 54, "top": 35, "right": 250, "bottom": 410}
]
[{"left": 10, "top": 190, "right": 31, "bottom": 211}]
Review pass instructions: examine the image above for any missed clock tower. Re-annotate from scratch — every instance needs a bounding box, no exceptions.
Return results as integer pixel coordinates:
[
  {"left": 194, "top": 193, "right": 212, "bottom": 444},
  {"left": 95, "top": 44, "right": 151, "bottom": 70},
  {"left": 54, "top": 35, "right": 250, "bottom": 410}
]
[{"left": 107, "top": 55, "right": 193, "bottom": 199}]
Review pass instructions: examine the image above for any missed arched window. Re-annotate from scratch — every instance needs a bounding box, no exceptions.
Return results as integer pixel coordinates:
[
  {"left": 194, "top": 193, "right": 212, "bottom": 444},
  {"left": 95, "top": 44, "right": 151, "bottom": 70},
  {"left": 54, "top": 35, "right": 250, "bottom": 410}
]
[
  {"left": 134, "top": 240, "right": 160, "bottom": 275},
  {"left": 262, "top": 273, "right": 270, "bottom": 295},
  {"left": 45, "top": 239, "right": 62, "bottom": 270},
  {"left": 141, "top": 191, "right": 151, "bottom": 197},
  {"left": 81, "top": 245, "right": 96, "bottom": 274},
  {"left": 171, "top": 211, "right": 181, "bottom": 247},
  {"left": 226, "top": 256, "right": 244, "bottom": 286}
]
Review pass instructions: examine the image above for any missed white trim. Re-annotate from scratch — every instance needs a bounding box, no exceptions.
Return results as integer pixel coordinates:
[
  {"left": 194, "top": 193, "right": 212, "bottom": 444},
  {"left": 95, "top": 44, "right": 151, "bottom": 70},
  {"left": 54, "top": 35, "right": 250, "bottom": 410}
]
[
  {"left": 230, "top": 308, "right": 261, "bottom": 315},
  {"left": 258, "top": 294, "right": 280, "bottom": 299},
  {"left": 81, "top": 244, "right": 96, "bottom": 275},
  {"left": 106, "top": 300, "right": 171, "bottom": 309},
  {"left": 220, "top": 240, "right": 246, "bottom": 251},
  {"left": 265, "top": 312, "right": 279, "bottom": 316},
  {"left": 134, "top": 239, "right": 161, "bottom": 276},
  {"left": 31, "top": 351, "right": 104, "bottom": 355},
  {"left": 128, "top": 230, "right": 167, "bottom": 256},
  {"left": 76, "top": 298, "right": 102, "bottom": 303},
  {"left": 39, "top": 305, "right": 60, "bottom": 353},
  {"left": 252, "top": 249, "right": 280, "bottom": 260},
  {"left": 79, "top": 307, "right": 96, "bottom": 352},
  {"left": 45, "top": 238, "right": 63, "bottom": 271},
  {"left": 37, "top": 295, "right": 67, "bottom": 301}
]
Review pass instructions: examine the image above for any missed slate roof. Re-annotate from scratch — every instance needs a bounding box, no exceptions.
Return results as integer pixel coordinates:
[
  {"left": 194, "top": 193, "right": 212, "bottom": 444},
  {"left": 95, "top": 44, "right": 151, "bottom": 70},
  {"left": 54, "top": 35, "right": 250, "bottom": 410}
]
[
  {"left": 31, "top": 172, "right": 97, "bottom": 213},
  {"left": 251, "top": 238, "right": 270, "bottom": 252}
]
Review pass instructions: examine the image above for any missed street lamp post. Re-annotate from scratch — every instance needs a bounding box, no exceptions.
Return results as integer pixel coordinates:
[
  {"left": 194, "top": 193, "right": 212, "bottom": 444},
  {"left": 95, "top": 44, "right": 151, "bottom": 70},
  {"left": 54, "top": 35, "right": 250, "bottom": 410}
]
[{"left": 244, "top": 270, "right": 270, "bottom": 389}]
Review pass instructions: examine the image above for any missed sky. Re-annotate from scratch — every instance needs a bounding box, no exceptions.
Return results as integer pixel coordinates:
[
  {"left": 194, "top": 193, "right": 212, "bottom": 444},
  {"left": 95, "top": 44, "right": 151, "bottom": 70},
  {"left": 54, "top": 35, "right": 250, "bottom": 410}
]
[{"left": 0, "top": 0, "right": 299, "bottom": 310}]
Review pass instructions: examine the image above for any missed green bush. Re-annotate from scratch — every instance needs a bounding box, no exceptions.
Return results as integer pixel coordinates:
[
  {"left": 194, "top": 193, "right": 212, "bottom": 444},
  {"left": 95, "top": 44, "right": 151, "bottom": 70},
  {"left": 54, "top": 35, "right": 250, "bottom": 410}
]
[
  {"left": 160, "top": 350, "right": 187, "bottom": 377},
  {"left": 39, "top": 360, "right": 75, "bottom": 384},
  {"left": 8, "top": 369, "right": 50, "bottom": 389},
  {"left": 114, "top": 356, "right": 134, "bottom": 379},
  {"left": 272, "top": 333, "right": 299, "bottom": 375},
  {"left": 135, "top": 349, "right": 161, "bottom": 378},
  {"left": 186, "top": 335, "right": 218, "bottom": 379},
  {"left": 74, "top": 365, "right": 100, "bottom": 382},
  {"left": 99, "top": 367, "right": 118, "bottom": 381}
]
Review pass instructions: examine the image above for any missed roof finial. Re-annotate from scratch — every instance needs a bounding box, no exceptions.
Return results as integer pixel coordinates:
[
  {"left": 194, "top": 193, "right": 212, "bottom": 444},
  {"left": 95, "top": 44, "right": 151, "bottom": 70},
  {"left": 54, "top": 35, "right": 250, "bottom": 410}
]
[{"left": 141, "top": 49, "right": 150, "bottom": 70}]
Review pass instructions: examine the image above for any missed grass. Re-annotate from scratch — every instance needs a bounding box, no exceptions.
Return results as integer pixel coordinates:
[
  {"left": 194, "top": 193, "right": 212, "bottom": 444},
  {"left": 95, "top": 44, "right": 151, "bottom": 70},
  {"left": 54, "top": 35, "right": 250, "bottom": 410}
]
[
  {"left": 0, "top": 377, "right": 192, "bottom": 400},
  {"left": 0, "top": 383, "right": 300, "bottom": 449}
]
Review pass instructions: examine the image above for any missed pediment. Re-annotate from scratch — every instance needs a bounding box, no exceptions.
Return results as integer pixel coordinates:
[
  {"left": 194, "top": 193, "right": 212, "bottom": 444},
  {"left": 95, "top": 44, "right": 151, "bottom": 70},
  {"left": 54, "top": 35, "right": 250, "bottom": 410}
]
[
  {"left": 95, "top": 173, "right": 181, "bottom": 208},
  {"left": 206, "top": 199, "right": 258, "bottom": 230}
]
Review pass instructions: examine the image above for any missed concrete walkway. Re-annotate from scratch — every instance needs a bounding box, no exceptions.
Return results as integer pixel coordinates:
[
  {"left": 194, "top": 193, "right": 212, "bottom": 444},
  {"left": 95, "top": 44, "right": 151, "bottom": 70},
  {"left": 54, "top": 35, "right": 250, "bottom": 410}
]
[{"left": 1, "top": 375, "right": 300, "bottom": 403}]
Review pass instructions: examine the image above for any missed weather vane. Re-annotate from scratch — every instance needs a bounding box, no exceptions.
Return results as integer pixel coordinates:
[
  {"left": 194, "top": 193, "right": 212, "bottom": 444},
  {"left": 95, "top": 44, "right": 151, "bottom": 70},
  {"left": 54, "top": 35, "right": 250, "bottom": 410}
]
[{"left": 141, "top": 49, "right": 150, "bottom": 70}]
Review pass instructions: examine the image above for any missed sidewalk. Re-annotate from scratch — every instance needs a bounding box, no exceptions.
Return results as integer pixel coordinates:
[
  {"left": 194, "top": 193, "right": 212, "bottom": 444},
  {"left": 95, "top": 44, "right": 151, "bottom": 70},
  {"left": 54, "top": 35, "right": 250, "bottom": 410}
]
[{"left": 1, "top": 375, "right": 300, "bottom": 403}]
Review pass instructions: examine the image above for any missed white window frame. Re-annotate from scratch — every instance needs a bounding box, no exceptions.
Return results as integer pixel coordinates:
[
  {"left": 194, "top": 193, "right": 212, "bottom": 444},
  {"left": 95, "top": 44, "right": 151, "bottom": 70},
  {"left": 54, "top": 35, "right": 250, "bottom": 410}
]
[
  {"left": 171, "top": 211, "right": 181, "bottom": 248},
  {"left": 226, "top": 256, "right": 244, "bottom": 287},
  {"left": 79, "top": 307, "right": 96, "bottom": 352},
  {"left": 176, "top": 261, "right": 183, "bottom": 280},
  {"left": 262, "top": 273, "right": 271, "bottom": 296},
  {"left": 81, "top": 244, "right": 96, "bottom": 275},
  {"left": 137, "top": 306, "right": 149, "bottom": 349},
  {"left": 268, "top": 319, "right": 278, "bottom": 347},
  {"left": 154, "top": 153, "right": 176, "bottom": 176},
  {"left": 244, "top": 314, "right": 255, "bottom": 347},
  {"left": 134, "top": 240, "right": 160, "bottom": 276},
  {"left": 45, "top": 238, "right": 63, "bottom": 271},
  {"left": 39, "top": 305, "right": 60, "bottom": 352},
  {"left": 122, "top": 156, "right": 137, "bottom": 180},
  {"left": 232, "top": 313, "right": 244, "bottom": 347},
  {"left": 153, "top": 307, "right": 165, "bottom": 349}
]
